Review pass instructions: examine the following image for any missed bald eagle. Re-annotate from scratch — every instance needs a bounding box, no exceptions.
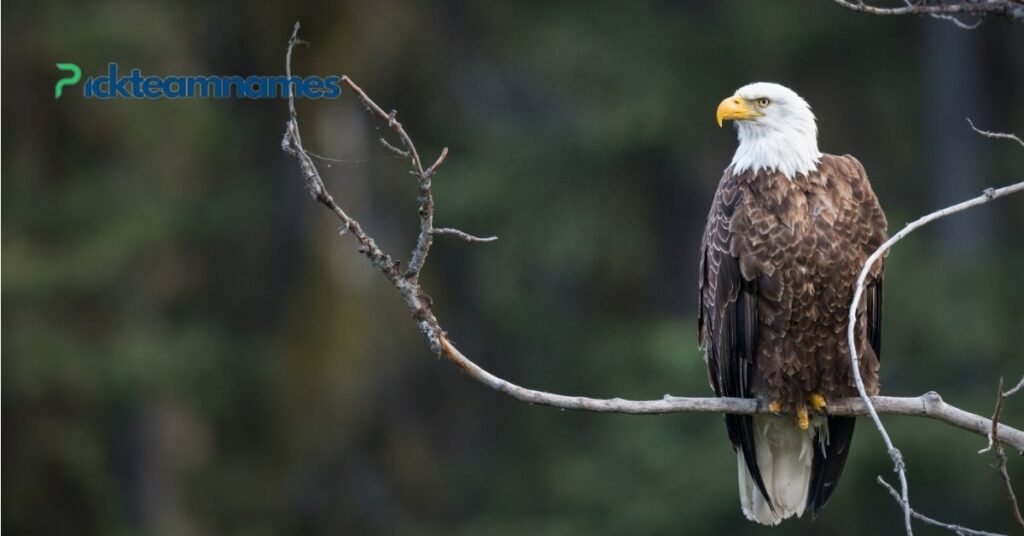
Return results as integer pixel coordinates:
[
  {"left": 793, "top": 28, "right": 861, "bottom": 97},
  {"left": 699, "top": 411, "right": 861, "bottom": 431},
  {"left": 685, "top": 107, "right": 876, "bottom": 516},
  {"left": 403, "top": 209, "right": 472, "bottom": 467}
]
[{"left": 699, "top": 82, "right": 888, "bottom": 525}]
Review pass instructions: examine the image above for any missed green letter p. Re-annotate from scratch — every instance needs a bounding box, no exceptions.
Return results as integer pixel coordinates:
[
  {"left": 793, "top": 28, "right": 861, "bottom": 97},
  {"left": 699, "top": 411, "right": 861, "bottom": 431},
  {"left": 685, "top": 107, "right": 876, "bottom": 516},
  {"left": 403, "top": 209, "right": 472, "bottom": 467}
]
[{"left": 55, "top": 63, "right": 81, "bottom": 99}]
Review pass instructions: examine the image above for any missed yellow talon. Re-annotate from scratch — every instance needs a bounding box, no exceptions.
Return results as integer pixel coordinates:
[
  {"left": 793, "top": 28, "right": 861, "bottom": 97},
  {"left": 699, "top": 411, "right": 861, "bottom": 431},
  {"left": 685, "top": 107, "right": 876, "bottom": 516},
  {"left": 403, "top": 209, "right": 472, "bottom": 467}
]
[
  {"left": 768, "top": 400, "right": 783, "bottom": 414},
  {"left": 809, "top": 392, "right": 827, "bottom": 413},
  {"left": 797, "top": 403, "right": 809, "bottom": 430}
]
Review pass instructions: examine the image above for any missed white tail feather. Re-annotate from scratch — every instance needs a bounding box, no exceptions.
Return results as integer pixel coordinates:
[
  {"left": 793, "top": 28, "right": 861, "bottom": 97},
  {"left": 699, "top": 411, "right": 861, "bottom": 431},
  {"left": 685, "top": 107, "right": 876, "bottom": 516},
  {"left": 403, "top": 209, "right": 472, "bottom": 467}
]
[{"left": 738, "top": 415, "right": 820, "bottom": 525}]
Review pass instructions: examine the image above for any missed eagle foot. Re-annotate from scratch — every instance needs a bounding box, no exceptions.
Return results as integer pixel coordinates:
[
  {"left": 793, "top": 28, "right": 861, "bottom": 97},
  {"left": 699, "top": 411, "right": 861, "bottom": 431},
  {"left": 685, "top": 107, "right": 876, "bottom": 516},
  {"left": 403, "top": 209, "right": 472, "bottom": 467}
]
[
  {"left": 796, "top": 403, "right": 809, "bottom": 430},
  {"left": 767, "top": 399, "right": 784, "bottom": 414},
  {"left": 808, "top": 392, "right": 827, "bottom": 413}
]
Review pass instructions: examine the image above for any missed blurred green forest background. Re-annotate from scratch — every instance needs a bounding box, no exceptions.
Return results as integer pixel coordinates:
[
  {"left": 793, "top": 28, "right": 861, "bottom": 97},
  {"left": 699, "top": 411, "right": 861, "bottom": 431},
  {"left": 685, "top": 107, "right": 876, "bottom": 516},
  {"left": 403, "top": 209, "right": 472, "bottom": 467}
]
[{"left": 3, "top": 1, "right": 1024, "bottom": 534}]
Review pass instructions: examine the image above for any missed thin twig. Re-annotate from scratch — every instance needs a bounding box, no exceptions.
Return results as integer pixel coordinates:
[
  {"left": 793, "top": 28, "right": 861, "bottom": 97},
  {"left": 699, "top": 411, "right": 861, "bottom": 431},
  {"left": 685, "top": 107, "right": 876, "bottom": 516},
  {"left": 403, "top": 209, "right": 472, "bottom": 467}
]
[
  {"left": 877, "top": 477, "right": 1006, "bottom": 536},
  {"left": 304, "top": 148, "right": 404, "bottom": 165},
  {"left": 336, "top": 76, "right": 437, "bottom": 280},
  {"left": 340, "top": 82, "right": 424, "bottom": 173},
  {"left": 425, "top": 147, "right": 449, "bottom": 177},
  {"left": 380, "top": 138, "right": 410, "bottom": 158},
  {"left": 830, "top": 0, "right": 1023, "bottom": 24},
  {"left": 432, "top": 227, "right": 499, "bottom": 243},
  {"left": 967, "top": 118, "right": 1024, "bottom": 149},
  {"left": 981, "top": 377, "right": 1024, "bottom": 529},
  {"left": 897, "top": 0, "right": 987, "bottom": 29},
  {"left": 981, "top": 378, "right": 1017, "bottom": 454},
  {"left": 848, "top": 180, "right": 1024, "bottom": 534},
  {"left": 931, "top": 12, "right": 986, "bottom": 30},
  {"left": 1004, "top": 376, "right": 1024, "bottom": 398}
]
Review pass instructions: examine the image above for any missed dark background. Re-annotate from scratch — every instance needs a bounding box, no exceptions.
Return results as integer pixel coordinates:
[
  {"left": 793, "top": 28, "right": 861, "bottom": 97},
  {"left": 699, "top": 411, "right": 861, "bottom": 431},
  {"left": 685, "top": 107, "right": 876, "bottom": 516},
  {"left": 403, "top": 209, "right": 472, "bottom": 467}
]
[{"left": 3, "top": 1, "right": 1023, "bottom": 534}]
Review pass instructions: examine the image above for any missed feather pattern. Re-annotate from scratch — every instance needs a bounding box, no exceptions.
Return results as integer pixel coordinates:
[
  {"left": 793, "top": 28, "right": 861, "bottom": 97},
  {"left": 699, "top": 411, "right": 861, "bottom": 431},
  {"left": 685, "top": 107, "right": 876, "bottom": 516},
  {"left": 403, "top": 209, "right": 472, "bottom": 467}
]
[{"left": 699, "top": 153, "right": 887, "bottom": 523}]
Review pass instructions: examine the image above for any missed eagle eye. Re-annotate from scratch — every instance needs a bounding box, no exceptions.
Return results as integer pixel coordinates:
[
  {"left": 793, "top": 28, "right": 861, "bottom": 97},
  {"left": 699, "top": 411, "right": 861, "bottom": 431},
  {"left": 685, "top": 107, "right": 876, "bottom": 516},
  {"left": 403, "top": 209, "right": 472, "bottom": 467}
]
[{"left": 757, "top": 98, "right": 771, "bottom": 107}]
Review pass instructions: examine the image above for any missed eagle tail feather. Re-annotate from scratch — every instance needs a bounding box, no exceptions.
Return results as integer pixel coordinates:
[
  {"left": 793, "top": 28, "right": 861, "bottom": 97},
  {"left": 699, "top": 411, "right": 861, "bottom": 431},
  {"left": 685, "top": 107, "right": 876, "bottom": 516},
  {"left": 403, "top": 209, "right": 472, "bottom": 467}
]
[
  {"left": 739, "top": 415, "right": 815, "bottom": 525},
  {"left": 728, "top": 413, "right": 774, "bottom": 516},
  {"left": 807, "top": 416, "right": 857, "bottom": 518}
]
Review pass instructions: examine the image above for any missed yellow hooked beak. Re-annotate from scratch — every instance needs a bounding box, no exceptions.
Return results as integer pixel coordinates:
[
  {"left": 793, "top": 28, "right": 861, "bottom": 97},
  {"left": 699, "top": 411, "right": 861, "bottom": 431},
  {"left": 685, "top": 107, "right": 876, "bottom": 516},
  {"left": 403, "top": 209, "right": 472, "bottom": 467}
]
[{"left": 716, "top": 96, "right": 761, "bottom": 127}]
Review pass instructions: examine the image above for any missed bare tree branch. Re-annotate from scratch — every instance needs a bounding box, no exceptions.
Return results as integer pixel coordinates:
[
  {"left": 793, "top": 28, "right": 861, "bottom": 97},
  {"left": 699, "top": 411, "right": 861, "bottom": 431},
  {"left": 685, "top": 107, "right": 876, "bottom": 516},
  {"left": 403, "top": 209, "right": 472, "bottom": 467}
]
[
  {"left": 979, "top": 376, "right": 1024, "bottom": 530},
  {"left": 967, "top": 118, "right": 1024, "bottom": 149},
  {"left": 968, "top": 121, "right": 1024, "bottom": 532},
  {"left": 440, "top": 334, "right": 1024, "bottom": 447},
  {"left": 930, "top": 11, "right": 987, "bottom": 30},
  {"left": 847, "top": 179, "right": 1024, "bottom": 534},
  {"left": 281, "top": 22, "right": 443, "bottom": 355},
  {"left": 830, "top": 0, "right": 1024, "bottom": 26},
  {"left": 432, "top": 227, "right": 499, "bottom": 243},
  {"left": 334, "top": 75, "right": 438, "bottom": 278},
  {"left": 844, "top": 105, "right": 1024, "bottom": 533},
  {"left": 877, "top": 477, "right": 1006, "bottom": 536},
  {"left": 281, "top": 25, "right": 1024, "bottom": 532},
  {"left": 1005, "top": 376, "right": 1024, "bottom": 398},
  {"left": 379, "top": 138, "right": 410, "bottom": 158}
]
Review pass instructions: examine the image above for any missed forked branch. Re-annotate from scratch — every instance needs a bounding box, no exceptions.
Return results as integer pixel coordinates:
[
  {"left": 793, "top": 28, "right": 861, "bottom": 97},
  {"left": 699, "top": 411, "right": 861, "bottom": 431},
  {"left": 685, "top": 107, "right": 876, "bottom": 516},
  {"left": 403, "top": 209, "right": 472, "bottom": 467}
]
[
  {"left": 845, "top": 115, "right": 1024, "bottom": 533},
  {"left": 979, "top": 376, "right": 1024, "bottom": 530}
]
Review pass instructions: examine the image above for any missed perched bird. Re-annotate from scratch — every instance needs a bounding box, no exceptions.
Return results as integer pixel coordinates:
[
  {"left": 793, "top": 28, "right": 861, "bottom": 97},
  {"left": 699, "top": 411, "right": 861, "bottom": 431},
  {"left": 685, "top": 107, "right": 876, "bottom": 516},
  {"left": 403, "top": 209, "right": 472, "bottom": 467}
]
[{"left": 699, "top": 82, "right": 888, "bottom": 525}]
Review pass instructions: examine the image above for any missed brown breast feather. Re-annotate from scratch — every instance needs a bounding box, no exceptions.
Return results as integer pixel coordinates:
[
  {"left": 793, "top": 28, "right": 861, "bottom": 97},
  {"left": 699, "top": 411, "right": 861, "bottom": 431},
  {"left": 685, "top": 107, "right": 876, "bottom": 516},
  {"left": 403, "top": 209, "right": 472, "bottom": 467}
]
[{"left": 700, "top": 153, "right": 888, "bottom": 405}]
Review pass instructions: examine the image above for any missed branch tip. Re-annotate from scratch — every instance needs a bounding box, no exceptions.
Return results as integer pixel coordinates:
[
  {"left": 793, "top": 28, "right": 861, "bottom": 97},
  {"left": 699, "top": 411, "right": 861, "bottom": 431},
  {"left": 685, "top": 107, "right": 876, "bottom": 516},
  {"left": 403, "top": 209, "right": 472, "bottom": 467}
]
[
  {"left": 432, "top": 227, "right": 498, "bottom": 243},
  {"left": 426, "top": 147, "right": 449, "bottom": 177},
  {"left": 877, "top": 477, "right": 1001, "bottom": 536},
  {"left": 380, "top": 138, "right": 410, "bottom": 158},
  {"left": 966, "top": 117, "right": 1024, "bottom": 148}
]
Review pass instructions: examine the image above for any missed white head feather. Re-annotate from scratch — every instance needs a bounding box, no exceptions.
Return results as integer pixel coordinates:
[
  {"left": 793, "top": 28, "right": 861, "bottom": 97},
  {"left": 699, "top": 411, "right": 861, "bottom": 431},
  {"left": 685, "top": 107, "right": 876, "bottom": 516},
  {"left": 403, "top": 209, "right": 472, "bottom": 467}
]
[{"left": 727, "top": 82, "right": 821, "bottom": 179}]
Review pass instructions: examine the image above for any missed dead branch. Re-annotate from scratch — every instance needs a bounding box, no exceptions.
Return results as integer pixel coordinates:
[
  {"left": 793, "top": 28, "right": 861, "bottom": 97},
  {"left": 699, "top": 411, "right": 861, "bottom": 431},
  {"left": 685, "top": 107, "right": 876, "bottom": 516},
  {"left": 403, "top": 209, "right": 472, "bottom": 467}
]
[
  {"left": 878, "top": 477, "right": 1006, "bottom": 536},
  {"left": 967, "top": 119, "right": 1024, "bottom": 149},
  {"left": 1005, "top": 377, "right": 1024, "bottom": 398},
  {"left": 281, "top": 24, "right": 1024, "bottom": 532},
  {"left": 431, "top": 227, "right": 499, "bottom": 243},
  {"left": 846, "top": 179, "right": 1024, "bottom": 534},
  {"left": 845, "top": 101, "right": 1024, "bottom": 534},
  {"left": 442, "top": 334, "right": 1024, "bottom": 448},
  {"left": 830, "top": 0, "right": 1024, "bottom": 27},
  {"left": 281, "top": 23, "right": 443, "bottom": 356},
  {"left": 979, "top": 376, "right": 1024, "bottom": 530}
]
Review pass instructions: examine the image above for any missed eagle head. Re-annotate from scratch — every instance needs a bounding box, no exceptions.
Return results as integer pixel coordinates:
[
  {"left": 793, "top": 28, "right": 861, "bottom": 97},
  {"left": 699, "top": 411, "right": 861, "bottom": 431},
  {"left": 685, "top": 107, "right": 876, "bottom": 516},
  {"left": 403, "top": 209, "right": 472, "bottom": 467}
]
[{"left": 716, "top": 82, "right": 822, "bottom": 179}]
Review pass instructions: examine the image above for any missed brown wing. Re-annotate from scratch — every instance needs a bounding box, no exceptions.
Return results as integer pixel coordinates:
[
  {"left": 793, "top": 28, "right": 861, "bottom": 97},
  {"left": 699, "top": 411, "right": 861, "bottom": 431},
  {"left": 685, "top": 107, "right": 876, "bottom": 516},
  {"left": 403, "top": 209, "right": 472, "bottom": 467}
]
[
  {"left": 807, "top": 154, "right": 887, "bottom": 517},
  {"left": 699, "top": 170, "right": 773, "bottom": 509}
]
